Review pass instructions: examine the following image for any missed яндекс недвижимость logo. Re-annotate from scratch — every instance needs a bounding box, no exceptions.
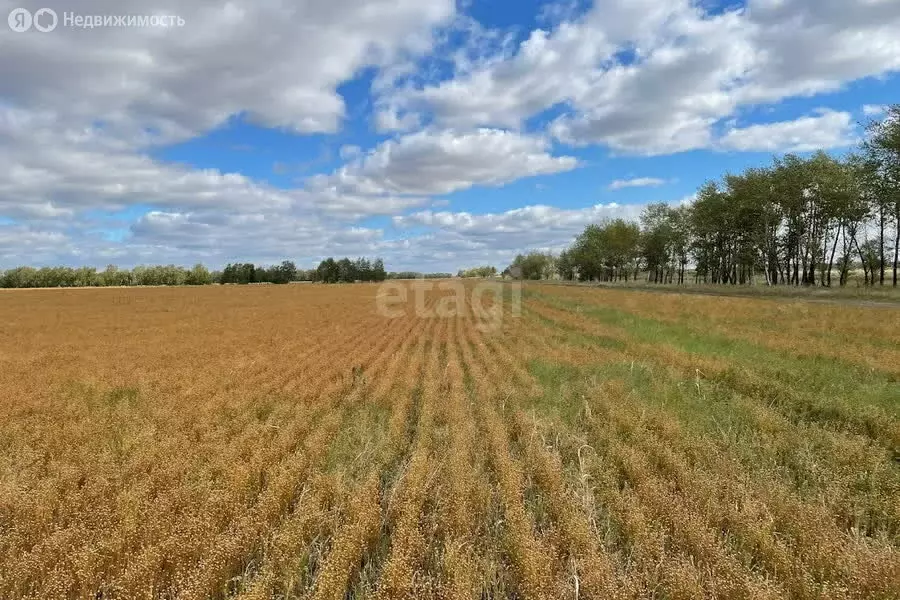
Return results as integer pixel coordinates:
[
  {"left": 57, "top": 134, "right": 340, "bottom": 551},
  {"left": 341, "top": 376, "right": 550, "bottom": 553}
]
[
  {"left": 7, "top": 8, "right": 184, "bottom": 32},
  {"left": 8, "top": 7, "right": 57, "bottom": 32}
]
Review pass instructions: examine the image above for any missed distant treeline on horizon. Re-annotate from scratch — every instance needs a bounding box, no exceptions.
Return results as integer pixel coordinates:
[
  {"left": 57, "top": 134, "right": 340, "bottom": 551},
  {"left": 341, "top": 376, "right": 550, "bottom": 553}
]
[{"left": 0, "top": 258, "right": 454, "bottom": 289}]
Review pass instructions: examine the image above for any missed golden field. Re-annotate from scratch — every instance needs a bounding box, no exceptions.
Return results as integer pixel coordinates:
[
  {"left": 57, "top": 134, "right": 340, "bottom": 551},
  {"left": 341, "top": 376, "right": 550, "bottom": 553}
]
[{"left": 0, "top": 282, "right": 898, "bottom": 599}]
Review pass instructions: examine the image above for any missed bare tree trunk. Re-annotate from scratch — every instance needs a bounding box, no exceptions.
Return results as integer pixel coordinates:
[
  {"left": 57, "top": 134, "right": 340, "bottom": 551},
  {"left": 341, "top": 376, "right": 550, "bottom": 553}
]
[
  {"left": 854, "top": 237, "right": 870, "bottom": 286},
  {"left": 894, "top": 208, "right": 899, "bottom": 287},
  {"left": 801, "top": 243, "right": 811, "bottom": 285},
  {"left": 827, "top": 223, "right": 840, "bottom": 287},
  {"left": 879, "top": 206, "right": 886, "bottom": 286},
  {"left": 772, "top": 251, "right": 783, "bottom": 285}
]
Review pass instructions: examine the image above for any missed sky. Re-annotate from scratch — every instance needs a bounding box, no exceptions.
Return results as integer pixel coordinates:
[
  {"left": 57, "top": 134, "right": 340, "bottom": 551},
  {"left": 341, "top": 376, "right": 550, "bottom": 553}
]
[{"left": 0, "top": 0, "right": 898, "bottom": 272}]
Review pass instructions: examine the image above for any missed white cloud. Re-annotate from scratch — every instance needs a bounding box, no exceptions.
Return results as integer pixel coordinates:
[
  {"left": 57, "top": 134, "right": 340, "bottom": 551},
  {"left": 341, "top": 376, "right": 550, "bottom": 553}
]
[
  {"left": 0, "top": 200, "right": 650, "bottom": 272},
  {"left": 0, "top": 108, "right": 296, "bottom": 217},
  {"left": 339, "top": 145, "right": 362, "bottom": 160},
  {"left": 0, "top": 0, "right": 467, "bottom": 268},
  {"left": 394, "top": 202, "right": 643, "bottom": 245},
  {"left": 717, "top": 110, "right": 857, "bottom": 153},
  {"left": 608, "top": 177, "right": 669, "bottom": 190},
  {"left": 0, "top": 0, "right": 456, "bottom": 144},
  {"left": 0, "top": 103, "right": 583, "bottom": 269},
  {"left": 0, "top": 225, "right": 69, "bottom": 264},
  {"left": 0, "top": 105, "right": 439, "bottom": 267},
  {"left": 375, "top": 201, "right": 651, "bottom": 269},
  {"left": 374, "top": 107, "right": 423, "bottom": 133},
  {"left": 381, "top": 0, "right": 900, "bottom": 154},
  {"left": 308, "top": 128, "right": 579, "bottom": 197},
  {"left": 863, "top": 104, "right": 887, "bottom": 116},
  {"left": 128, "top": 210, "right": 384, "bottom": 258}
]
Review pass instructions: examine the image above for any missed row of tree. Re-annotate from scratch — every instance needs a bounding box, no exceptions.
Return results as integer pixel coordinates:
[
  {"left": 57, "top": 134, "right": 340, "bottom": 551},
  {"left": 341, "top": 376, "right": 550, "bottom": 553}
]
[
  {"left": 504, "top": 253, "right": 555, "bottom": 280},
  {"left": 220, "top": 261, "right": 299, "bottom": 284},
  {"left": 458, "top": 266, "right": 498, "bottom": 278},
  {"left": 0, "top": 260, "right": 472, "bottom": 289},
  {"left": 312, "top": 258, "right": 387, "bottom": 283},
  {"left": 514, "top": 106, "right": 900, "bottom": 287},
  {"left": 0, "top": 264, "right": 215, "bottom": 288},
  {"left": 0, "top": 258, "right": 395, "bottom": 288},
  {"left": 555, "top": 218, "right": 644, "bottom": 282}
]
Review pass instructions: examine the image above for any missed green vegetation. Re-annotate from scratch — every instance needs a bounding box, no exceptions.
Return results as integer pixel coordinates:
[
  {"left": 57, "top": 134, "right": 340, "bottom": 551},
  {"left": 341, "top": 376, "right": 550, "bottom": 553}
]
[
  {"left": 512, "top": 105, "right": 900, "bottom": 289},
  {"left": 0, "top": 263, "right": 215, "bottom": 288},
  {"left": 311, "top": 257, "right": 387, "bottom": 283},
  {"left": 0, "top": 257, "right": 395, "bottom": 288},
  {"left": 457, "top": 265, "right": 498, "bottom": 278},
  {"left": 220, "top": 260, "right": 299, "bottom": 284},
  {"left": 505, "top": 252, "right": 555, "bottom": 280}
]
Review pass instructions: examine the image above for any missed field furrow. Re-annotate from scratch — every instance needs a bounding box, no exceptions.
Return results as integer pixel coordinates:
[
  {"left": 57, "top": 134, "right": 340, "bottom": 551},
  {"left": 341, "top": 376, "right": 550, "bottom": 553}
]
[{"left": 1, "top": 281, "right": 897, "bottom": 599}]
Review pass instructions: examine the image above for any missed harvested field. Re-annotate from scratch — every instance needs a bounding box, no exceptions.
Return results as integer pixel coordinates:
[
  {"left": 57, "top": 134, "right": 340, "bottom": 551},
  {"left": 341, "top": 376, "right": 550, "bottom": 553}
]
[{"left": 0, "top": 282, "right": 898, "bottom": 599}]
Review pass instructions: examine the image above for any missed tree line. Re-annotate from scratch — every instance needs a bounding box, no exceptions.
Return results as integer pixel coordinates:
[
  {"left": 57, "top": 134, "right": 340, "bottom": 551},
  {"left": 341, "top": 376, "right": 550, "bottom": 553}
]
[
  {"left": 220, "top": 261, "right": 299, "bottom": 284},
  {"left": 1, "top": 264, "right": 215, "bottom": 288},
  {"left": 0, "top": 258, "right": 392, "bottom": 288},
  {"left": 515, "top": 106, "right": 900, "bottom": 287},
  {"left": 503, "top": 254, "right": 555, "bottom": 280},
  {"left": 457, "top": 266, "right": 498, "bottom": 278},
  {"left": 311, "top": 258, "right": 387, "bottom": 283},
  {"left": 309, "top": 260, "right": 453, "bottom": 282},
  {"left": 0, "top": 258, "right": 463, "bottom": 288}
]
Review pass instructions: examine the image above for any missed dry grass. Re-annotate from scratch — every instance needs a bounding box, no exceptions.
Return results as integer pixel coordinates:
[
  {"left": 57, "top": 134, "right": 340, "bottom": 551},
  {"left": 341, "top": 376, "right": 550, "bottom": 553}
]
[{"left": 0, "top": 282, "right": 897, "bottom": 599}]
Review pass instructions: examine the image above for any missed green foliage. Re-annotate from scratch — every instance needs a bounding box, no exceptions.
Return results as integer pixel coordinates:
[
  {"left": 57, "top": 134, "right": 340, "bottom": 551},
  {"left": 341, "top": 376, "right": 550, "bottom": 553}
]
[
  {"left": 541, "top": 105, "right": 900, "bottom": 288},
  {"left": 640, "top": 203, "right": 690, "bottom": 284},
  {"left": 457, "top": 265, "right": 498, "bottom": 278},
  {"left": 185, "top": 263, "right": 212, "bottom": 286},
  {"left": 565, "top": 219, "right": 641, "bottom": 282},
  {"left": 1, "top": 260, "right": 302, "bottom": 288},
  {"left": 312, "top": 257, "right": 388, "bottom": 283},
  {"left": 507, "top": 252, "right": 555, "bottom": 280},
  {"left": 555, "top": 249, "right": 576, "bottom": 281},
  {"left": 219, "top": 260, "right": 300, "bottom": 284},
  {"left": 862, "top": 105, "right": 900, "bottom": 286},
  {"left": 0, "top": 264, "right": 198, "bottom": 288}
]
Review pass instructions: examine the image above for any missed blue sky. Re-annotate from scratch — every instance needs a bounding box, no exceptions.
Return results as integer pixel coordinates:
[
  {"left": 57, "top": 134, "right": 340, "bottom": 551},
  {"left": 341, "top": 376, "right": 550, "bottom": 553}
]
[{"left": 1, "top": 0, "right": 898, "bottom": 271}]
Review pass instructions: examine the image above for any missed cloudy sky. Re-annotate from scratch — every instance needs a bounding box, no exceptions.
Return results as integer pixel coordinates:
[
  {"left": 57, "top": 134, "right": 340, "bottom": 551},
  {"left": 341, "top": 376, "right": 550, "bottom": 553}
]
[{"left": 1, "top": 0, "right": 898, "bottom": 272}]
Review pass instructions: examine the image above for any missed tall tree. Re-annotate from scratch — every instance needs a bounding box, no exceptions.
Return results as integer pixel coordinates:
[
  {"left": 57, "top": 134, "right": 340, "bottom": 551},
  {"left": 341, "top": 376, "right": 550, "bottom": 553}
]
[{"left": 863, "top": 105, "right": 900, "bottom": 286}]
